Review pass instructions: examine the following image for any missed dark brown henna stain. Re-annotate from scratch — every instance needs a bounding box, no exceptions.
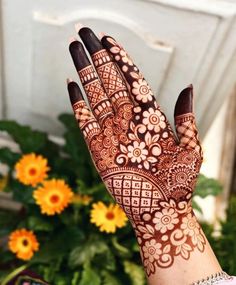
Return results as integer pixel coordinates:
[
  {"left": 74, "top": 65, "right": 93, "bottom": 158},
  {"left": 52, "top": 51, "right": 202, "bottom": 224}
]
[{"left": 68, "top": 33, "right": 205, "bottom": 277}]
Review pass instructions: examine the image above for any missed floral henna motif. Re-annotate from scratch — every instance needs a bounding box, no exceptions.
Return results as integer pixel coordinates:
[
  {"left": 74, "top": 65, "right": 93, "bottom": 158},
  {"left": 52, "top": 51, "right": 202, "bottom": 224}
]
[
  {"left": 135, "top": 198, "right": 205, "bottom": 275},
  {"left": 68, "top": 29, "right": 205, "bottom": 276}
]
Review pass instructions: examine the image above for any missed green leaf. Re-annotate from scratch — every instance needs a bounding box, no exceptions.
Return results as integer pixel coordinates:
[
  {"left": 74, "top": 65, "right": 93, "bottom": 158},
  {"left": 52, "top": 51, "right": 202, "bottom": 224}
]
[
  {"left": 58, "top": 114, "right": 78, "bottom": 130},
  {"left": 31, "top": 227, "right": 83, "bottom": 264},
  {"left": 0, "top": 121, "right": 48, "bottom": 153},
  {"left": 58, "top": 114, "right": 99, "bottom": 185},
  {"left": 10, "top": 180, "right": 35, "bottom": 204},
  {"left": 111, "top": 237, "right": 132, "bottom": 258},
  {"left": 72, "top": 271, "right": 80, "bottom": 285},
  {"left": 0, "top": 210, "right": 21, "bottom": 236},
  {"left": 69, "top": 235, "right": 108, "bottom": 269},
  {"left": 79, "top": 263, "right": 101, "bottom": 285},
  {"left": 58, "top": 114, "right": 89, "bottom": 165},
  {"left": 0, "top": 147, "right": 20, "bottom": 167},
  {"left": 54, "top": 274, "right": 70, "bottom": 285},
  {"left": 194, "top": 174, "right": 223, "bottom": 198},
  {"left": 27, "top": 216, "right": 53, "bottom": 232},
  {"left": 1, "top": 265, "right": 28, "bottom": 285},
  {"left": 123, "top": 261, "right": 145, "bottom": 285},
  {"left": 93, "top": 249, "right": 116, "bottom": 271},
  {"left": 102, "top": 270, "right": 122, "bottom": 285}
]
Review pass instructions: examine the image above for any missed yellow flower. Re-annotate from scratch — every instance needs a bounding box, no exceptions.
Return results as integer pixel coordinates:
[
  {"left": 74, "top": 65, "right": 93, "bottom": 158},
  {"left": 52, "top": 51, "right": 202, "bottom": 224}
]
[
  {"left": 8, "top": 229, "right": 39, "bottom": 260},
  {"left": 90, "top": 202, "right": 128, "bottom": 233},
  {"left": 72, "top": 194, "right": 93, "bottom": 205},
  {"left": 15, "top": 153, "right": 50, "bottom": 187},
  {"left": 33, "top": 179, "right": 74, "bottom": 215}
]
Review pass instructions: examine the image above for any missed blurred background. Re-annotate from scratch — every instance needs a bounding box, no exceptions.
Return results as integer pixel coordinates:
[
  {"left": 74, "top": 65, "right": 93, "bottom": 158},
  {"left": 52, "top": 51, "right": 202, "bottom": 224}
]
[
  {"left": 0, "top": 0, "right": 235, "bottom": 284},
  {"left": 0, "top": 0, "right": 235, "bottom": 220}
]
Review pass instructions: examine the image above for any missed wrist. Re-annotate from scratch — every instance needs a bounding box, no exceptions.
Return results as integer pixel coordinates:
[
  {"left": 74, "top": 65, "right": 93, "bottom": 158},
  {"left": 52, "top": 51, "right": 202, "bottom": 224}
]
[{"left": 133, "top": 198, "right": 205, "bottom": 275}]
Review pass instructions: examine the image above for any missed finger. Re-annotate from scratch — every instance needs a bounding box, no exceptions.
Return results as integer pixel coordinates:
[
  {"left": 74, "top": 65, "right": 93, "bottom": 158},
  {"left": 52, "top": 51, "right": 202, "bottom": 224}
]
[
  {"left": 101, "top": 35, "right": 157, "bottom": 111},
  {"left": 174, "top": 85, "right": 203, "bottom": 157},
  {"left": 77, "top": 26, "right": 133, "bottom": 112},
  {"left": 67, "top": 80, "right": 101, "bottom": 142},
  {"left": 69, "top": 40, "right": 114, "bottom": 124}
]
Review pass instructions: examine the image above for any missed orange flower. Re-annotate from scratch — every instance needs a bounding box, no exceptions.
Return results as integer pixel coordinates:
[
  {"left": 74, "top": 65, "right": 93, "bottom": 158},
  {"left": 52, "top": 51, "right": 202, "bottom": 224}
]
[
  {"left": 8, "top": 229, "right": 39, "bottom": 260},
  {"left": 90, "top": 201, "right": 128, "bottom": 233},
  {"left": 15, "top": 153, "right": 50, "bottom": 186},
  {"left": 33, "top": 179, "right": 74, "bottom": 215}
]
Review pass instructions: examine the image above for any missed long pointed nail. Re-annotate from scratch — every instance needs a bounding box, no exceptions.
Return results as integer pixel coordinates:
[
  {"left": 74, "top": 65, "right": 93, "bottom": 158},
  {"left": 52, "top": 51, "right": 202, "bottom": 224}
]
[
  {"left": 174, "top": 85, "right": 193, "bottom": 117},
  {"left": 98, "top": 32, "right": 106, "bottom": 40},
  {"left": 69, "top": 37, "right": 77, "bottom": 43},
  {"left": 66, "top": 78, "right": 73, "bottom": 85},
  {"left": 188, "top": 83, "right": 193, "bottom": 89},
  {"left": 75, "top": 23, "right": 85, "bottom": 34}
]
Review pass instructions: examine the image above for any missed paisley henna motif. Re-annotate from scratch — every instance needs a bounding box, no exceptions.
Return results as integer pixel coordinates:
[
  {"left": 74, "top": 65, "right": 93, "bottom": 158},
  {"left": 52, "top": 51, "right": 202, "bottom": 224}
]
[{"left": 68, "top": 28, "right": 204, "bottom": 276}]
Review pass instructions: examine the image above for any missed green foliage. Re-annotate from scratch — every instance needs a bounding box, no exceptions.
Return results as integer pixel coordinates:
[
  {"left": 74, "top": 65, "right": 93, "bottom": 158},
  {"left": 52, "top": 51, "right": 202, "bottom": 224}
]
[
  {"left": 203, "top": 196, "right": 236, "bottom": 276},
  {"left": 79, "top": 263, "right": 101, "bottom": 285},
  {"left": 68, "top": 235, "right": 109, "bottom": 268},
  {"left": 102, "top": 271, "right": 121, "bottom": 285},
  {"left": 0, "top": 115, "right": 144, "bottom": 285},
  {"left": 124, "top": 261, "right": 146, "bottom": 285},
  {"left": 0, "top": 114, "right": 234, "bottom": 284},
  {"left": 193, "top": 173, "right": 223, "bottom": 214},
  {"left": 194, "top": 174, "right": 223, "bottom": 198}
]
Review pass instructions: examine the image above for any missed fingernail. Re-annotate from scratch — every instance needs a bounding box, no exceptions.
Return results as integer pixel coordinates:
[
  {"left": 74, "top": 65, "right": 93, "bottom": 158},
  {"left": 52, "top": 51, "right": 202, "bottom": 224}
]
[
  {"left": 67, "top": 82, "right": 84, "bottom": 105},
  {"left": 98, "top": 32, "right": 106, "bottom": 39},
  {"left": 66, "top": 78, "right": 73, "bottom": 85},
  {"left": 69, "top": 41, "right": 91, "bottom": 71},
  {"left": 69, "top": 36, "right": 77, "bottom": 43},
  {"left": 79, "top": 27, "right": 103, "bottom": 54},
  {"left": 75, "top": 22, "right": 85, "bottom": 33},
  {"left": 174, "top": 86, "right": 193, "bottom": 116}
]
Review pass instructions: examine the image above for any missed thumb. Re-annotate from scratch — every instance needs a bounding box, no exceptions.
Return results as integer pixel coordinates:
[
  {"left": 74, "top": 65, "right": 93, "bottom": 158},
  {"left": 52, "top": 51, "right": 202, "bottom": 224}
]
[{"left": 174, "top": 84, "right": 202, "bottom": 157}]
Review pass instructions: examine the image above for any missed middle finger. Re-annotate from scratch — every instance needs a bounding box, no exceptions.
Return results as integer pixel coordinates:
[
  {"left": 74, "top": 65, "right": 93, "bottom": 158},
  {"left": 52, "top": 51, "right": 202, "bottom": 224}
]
[{"left": 78, "top": 26, "right": 133, "bottom": 112}]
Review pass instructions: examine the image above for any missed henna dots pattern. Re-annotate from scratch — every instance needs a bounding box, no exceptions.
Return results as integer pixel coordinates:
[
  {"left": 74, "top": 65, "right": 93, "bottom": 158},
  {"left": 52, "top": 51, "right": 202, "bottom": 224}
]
[{"left": 68, "top": 29, "right": 205, "bottom": 276}]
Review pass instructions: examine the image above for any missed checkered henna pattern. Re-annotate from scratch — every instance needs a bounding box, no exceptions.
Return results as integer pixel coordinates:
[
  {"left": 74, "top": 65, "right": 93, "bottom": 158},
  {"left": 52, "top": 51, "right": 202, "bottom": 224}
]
[{"left": 68, "top": 28, "right": 205, "bottom": 276}]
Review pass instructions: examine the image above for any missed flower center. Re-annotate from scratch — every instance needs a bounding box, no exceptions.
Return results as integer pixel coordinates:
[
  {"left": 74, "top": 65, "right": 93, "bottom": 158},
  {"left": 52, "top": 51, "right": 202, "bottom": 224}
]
[
  {"left": 188, "top": 220, "right": 196, "bottom": 229},
  {"left": 148, "top": 246, "right": 156, "bottom": 255},
  {"left": 50, "top": 194, "right": 60, "bottom": 204},
  {"left": 133, "top": 148, "right": 141, "bottom": 157},
  {"left": 22, "top": 238, "right": 29, "bottom": 247},
  {"left": 139, "top": 85, "right": 149, "bottom": 95},
  {"left": 29, "top": 167, "right": 37, "bottom": 176},
  {"left": 106, "top": 211, "right": 115, "bottom": 220},
  {"left": 161, "top": 215, "right": 171, "bottom": 225},
  {"left": 149, "top": 114, "right": 159, "bottom": 125},
  {"left": 176, "top": 172, "right": 187, "bottom": 183}
]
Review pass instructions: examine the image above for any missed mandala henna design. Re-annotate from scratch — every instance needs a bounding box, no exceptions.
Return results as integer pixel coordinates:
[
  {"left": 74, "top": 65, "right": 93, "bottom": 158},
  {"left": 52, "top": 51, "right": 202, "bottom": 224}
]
[{"left": 68, "top": 28, "right": 205, "bottom": 276}]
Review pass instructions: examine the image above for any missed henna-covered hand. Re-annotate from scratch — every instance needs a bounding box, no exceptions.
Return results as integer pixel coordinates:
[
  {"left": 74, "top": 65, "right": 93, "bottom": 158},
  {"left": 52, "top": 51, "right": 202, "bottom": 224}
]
[{"left": 67, "top": 27, "right": 205, "bottom": 276}]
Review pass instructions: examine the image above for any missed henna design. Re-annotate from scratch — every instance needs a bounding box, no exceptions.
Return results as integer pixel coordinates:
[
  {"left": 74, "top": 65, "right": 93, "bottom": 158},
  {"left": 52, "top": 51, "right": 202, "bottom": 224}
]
[
  {"left": 135, "top": 198, "right": 205, "bottom": 274},
  {"left": 68, "top": 28, "right": 204, "bottom": 276}
]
